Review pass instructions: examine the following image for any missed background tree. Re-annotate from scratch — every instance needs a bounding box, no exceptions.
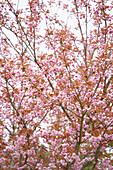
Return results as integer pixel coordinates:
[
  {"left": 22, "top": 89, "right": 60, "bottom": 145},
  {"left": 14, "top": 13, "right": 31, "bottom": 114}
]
[{"left": 0, "top": 0, "right": 113, "bottom": 169}]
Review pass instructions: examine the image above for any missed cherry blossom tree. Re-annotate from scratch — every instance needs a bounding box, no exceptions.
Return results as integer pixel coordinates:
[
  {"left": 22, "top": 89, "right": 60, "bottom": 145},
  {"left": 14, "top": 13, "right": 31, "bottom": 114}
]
[{"left": 0, "top": 0, "right": 113, "bottom": 169}]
